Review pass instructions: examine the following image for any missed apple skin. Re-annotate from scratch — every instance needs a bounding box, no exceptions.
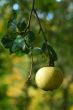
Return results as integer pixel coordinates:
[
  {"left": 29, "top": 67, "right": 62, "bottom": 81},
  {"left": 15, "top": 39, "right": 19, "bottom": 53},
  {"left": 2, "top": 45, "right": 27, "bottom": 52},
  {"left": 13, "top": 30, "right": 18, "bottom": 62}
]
[{"left": 35, "top": 67, "right": 64, "bottom": 91}]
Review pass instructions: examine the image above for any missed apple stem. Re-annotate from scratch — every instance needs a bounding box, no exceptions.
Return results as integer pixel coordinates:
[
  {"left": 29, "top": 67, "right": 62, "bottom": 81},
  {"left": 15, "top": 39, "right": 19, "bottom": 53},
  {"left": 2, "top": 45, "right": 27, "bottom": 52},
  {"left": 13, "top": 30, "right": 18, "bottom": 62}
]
[{"left": 49, "top": 56, "right": 54, "bottom": 67}]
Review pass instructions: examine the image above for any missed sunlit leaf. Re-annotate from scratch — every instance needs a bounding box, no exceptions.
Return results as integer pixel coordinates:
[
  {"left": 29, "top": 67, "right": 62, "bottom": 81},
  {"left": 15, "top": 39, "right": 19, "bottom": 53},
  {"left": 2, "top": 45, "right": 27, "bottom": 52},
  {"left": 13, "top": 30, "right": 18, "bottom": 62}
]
[{"left": 32, "top": 47, "right": 42, "bottom": 55}]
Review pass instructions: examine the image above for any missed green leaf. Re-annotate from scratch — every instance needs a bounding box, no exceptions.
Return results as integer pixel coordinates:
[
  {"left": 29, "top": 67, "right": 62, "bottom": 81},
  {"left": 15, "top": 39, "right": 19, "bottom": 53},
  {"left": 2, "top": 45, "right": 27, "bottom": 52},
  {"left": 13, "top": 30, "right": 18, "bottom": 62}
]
[
  {"left": 15, "top": 51, "right": 24, "bottom": 56},
  {"left": 42, "top": 42, "right": 50, "bottom": 55},
  {"left": 47, "top": 44, "right": 58, "bottom": 61},
  {"left": 12, "top": 35, "right": 30, "bottom": 55},
  {"left": 1, "top": 35, "right": 15, "bottom": 51},
  {"left": 17, "top": 19, "right": 27, "bottom": 31},
  {"left": 26, "top": 31, "right": 35, "bottom": 42},
  {"left": 12, "top": 46, "right": 29, "bottom": 56},
  {"left": 1, "top": 30, "right": 17, "bottom": 53},
  {"left": 32, "top": 47, "right": 42, "bottom": 55},
  {"left": 42, "top": 42, "right": 57, "bottom": 61},
  {"left": 7, "top": 17, "right": 17, "bottom": 34},
  {"left": 12, "top": 35, "right": 24, "bottom": 51}
]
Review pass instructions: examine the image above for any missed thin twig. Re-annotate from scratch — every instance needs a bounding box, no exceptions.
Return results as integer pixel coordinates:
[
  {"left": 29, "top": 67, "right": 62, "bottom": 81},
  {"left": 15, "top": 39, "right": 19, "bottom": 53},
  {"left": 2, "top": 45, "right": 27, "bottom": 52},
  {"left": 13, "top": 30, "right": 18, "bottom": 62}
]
[
  {"left": 32, "top": 0, "right": 35, "bottom": 9},
  {"left": 27, "top": 9, "right": 33, "bottom": 29},
  {"left": 17, "top": 0, "right": 35, "bottom": 34},
  {"left": 33, "top": 8, "right": 48, "bottom": 43},
  {"left": 26, "top": 0, "right": 35, "bottom": 30},
  {"left": 25, "top": 0, "right": 35, "bottom": 82},
  {"left": 26, "top": 52, "right": 33, "bottom": 82}
]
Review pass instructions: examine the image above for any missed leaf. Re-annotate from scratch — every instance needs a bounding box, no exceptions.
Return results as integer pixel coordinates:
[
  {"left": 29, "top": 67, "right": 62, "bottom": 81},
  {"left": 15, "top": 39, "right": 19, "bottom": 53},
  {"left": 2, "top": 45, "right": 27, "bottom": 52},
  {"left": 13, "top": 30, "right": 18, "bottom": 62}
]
[
  {"left": 42, "top": 42, "right": 50, "bottom": 56},
  {"left": 32, "top": 47, "right": 42, "bottom": 55},
  {"left": 15, "top": 51, "right": 24, "bottom": 56},
  {"left": 12, "top": 35, "right": 24, "bottom": 51},
  {"left": 42, "top": 42, "right": 57, "bottom": 61},
  {"left": 1, "top": 34, "right": 16, "bottom": 53},
  {"left": 26, "top": 31, "right": 35, "bottom": 42},
  {"left": 17, "top": 19, "right": 27, "bottom": 31},
  {"left": 7, "top": 18, "right": 17, "bottom": 34},
  {"left": 12, "top": 35, "right": 29, "bottom": 55},
  {"left": 47, "top": 44, "right": 58, "bottom": 61}
]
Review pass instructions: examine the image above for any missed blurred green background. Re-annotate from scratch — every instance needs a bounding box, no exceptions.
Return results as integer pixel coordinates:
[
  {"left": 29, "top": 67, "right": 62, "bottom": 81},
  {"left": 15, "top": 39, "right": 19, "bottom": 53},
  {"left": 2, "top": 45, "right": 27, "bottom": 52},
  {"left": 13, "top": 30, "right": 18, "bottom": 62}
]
[{"left": 0, "top": 0, "right": 73, "bottom": 110}]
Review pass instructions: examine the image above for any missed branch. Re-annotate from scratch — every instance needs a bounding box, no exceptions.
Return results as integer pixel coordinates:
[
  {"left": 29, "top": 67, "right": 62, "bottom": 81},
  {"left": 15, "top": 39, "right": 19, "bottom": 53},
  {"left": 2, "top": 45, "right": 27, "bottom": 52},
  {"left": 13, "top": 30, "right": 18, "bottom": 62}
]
[
  {"left": 34, "top": 8, "right": 48, "bottom": 43},
  {"left": 26, "top": 0, "right": 35, "bottom": 30}
]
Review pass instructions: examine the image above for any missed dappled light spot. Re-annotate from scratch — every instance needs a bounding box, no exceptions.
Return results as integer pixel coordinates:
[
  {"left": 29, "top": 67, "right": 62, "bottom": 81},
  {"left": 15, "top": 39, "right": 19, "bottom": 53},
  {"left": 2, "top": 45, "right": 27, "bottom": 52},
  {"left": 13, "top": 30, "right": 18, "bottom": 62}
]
[
  {"left": 56, "top": 0, "right": 62, "bottom": 2},
  {"left": 46, "top": 12, "right": 54, "bottom": 21},
  {"left": 13, "top": 3, "right": 19, "bottom": 10}
]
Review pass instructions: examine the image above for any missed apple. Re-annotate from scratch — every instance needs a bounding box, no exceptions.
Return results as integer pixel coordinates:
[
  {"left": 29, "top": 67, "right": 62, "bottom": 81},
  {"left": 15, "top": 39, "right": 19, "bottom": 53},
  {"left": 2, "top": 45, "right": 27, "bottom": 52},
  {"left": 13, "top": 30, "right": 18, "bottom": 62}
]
[{"left": 35, "top": 67, "right": 64, "bottom": 91}]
